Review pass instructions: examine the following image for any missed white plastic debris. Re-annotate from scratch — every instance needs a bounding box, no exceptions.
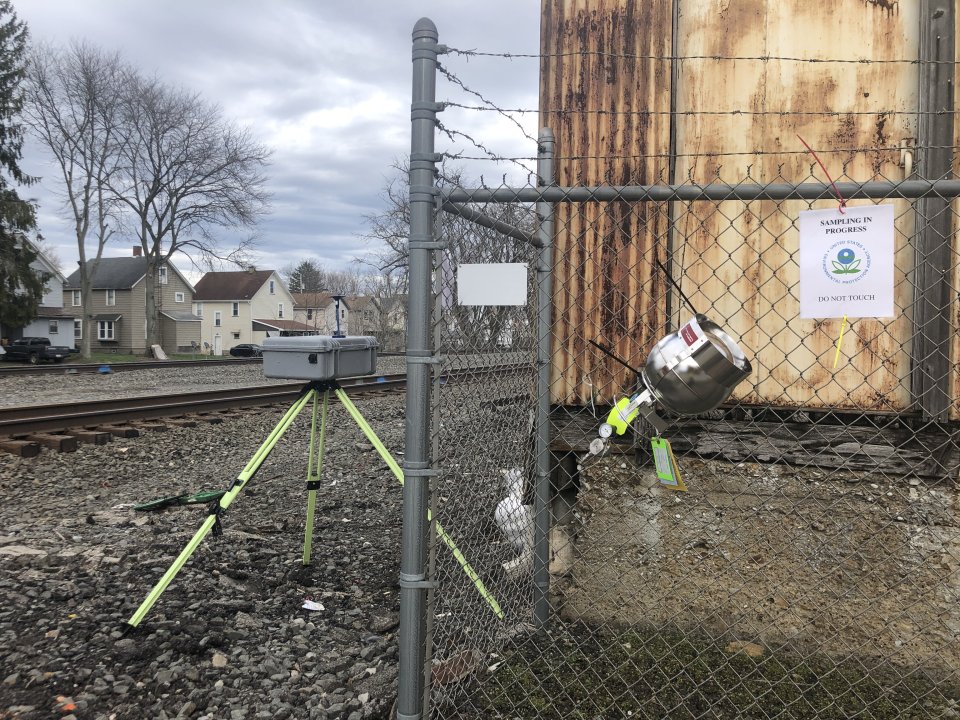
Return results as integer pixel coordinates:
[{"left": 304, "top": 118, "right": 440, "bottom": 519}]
[{"left": 302, "top": 600, "right": 325, "bottom": 612}]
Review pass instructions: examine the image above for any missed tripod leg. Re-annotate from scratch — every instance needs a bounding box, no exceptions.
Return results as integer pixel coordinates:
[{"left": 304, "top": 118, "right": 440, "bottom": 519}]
[
  {"left": 303, "top": 389, "right": 329, "bottom": 565},
  {"left": 128, "top": 389, "right": 316, "bottom": 627},
  {"left": 334, "top": 388, "right": 504, "bottom": 620}
]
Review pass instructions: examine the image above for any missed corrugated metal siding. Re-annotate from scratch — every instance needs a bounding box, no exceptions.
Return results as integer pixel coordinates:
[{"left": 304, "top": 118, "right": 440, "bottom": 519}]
[
  {"left": 540, "top": 0, "right": 673, "bottom": 406},
  {"left": 541, "top": 0, "right": 929, "bottom": 411}
]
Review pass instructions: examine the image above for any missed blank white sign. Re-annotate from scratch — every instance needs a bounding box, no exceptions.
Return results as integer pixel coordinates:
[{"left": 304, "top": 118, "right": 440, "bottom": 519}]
[{"left": 457, "top": 263, "right": 528, "bottom": 306}]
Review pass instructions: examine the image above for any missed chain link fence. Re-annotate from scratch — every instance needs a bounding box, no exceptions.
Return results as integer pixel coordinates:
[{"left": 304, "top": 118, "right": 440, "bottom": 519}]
[{"left": 398, "top": 14, "right": 960, "bottom": 720}]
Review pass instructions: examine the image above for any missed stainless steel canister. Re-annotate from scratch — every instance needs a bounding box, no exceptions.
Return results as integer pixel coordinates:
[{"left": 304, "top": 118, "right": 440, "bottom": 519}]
[{"left": 642, "top": 314, "right": 752, "bottom": 416}]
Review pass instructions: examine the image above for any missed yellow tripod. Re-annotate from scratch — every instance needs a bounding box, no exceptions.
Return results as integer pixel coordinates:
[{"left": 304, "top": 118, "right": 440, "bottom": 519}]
[{"left": 127, "top": 380, "right": 502, "bottom": 627}]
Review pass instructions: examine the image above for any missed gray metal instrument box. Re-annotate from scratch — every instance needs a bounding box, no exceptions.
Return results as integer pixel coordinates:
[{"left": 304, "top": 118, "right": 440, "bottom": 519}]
[{"left": 261, "top": 335, "right": 379, "bottom": 380}]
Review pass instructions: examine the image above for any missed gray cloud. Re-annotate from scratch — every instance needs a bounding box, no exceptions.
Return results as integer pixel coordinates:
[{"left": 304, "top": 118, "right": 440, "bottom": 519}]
[{"left": 16, "top": 0, "right": 541, "bottom": 278}]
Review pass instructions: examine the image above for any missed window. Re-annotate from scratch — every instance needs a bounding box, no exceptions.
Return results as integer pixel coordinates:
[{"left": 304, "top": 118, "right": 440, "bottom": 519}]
[
  {"left": 269, "top": 280, "right": 275, "bottom": 294},
  {"left": 232, "top": 302, "right": 239, "bottom": 317},
  {"left": 175, "top": 292, "right": 185, "bottom": 303},
  {"left": 194, "top": 302, "right": 203, "bottom": 317},
  {"left": 232, "top": 332, "right": 240, "bottom": 340},
  {"left": 74, "top": 319, "right": 82, "bottom": 340},
  {"left": 278, "top": 302, "right": 284, "bottom": 319},
  {"left": 105, "top": 289, "right": 116, "bottom": 306},
  {"left": 214, "top": 311, "right": 222, "bottom": 327},
  {"left": 98, "top": 321, "right": 114, "bottom": 340},
  {"left": 158, "top": 266, "right": 168, "bottom": 285},
  {"left": 48, "top": 320, "right": 59, "bottom": 334},
  {"left": 72, "top": 290, "right": 81, "bottom": 306},
  {"left": 306, "top": 309, "right": 313, "bottom": 320}
]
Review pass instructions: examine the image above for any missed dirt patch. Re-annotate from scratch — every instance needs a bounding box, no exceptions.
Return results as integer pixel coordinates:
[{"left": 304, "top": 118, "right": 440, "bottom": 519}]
[{"left": 552, "top": 456, "right": 960, "bottom": 676}]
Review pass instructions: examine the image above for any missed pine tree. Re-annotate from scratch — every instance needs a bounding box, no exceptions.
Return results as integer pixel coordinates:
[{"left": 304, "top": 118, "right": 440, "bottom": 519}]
[
  {"left": 0, "top": 0, "right": 41, "bottom": 333},
  {"left": 288, "top": 259, "right": 325, "bottom": 293}
]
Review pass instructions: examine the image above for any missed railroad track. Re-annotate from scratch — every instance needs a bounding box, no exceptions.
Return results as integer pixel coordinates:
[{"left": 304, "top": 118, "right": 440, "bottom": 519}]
[
  {"left": 0, "top": 357, "right": 263, "bottom": 376},
  {"left": 0, "top": 352, "right": 406, "bottom": 377},
  {"left": 0, "top": 374, "right": 407, "bottom": 457}
]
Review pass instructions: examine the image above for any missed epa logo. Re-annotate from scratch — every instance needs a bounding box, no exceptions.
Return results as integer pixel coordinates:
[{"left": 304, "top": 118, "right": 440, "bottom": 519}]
[{"left": 822, "top": 241, "right": 871, "bottom": 285}]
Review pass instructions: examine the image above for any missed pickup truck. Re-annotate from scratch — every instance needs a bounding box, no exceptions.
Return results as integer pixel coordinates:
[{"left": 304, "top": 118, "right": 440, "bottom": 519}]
[{"left": 2, "top": 337, "right": 72, "bottom": 364}]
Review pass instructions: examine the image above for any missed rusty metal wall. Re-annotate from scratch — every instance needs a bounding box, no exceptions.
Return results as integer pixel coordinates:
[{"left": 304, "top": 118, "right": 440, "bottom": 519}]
[
  {"left": 539, "top": 0, "right": 939, "bottom": 413},
  {"left": 540, "top": 0, "right": 673, "bottom": 407}
]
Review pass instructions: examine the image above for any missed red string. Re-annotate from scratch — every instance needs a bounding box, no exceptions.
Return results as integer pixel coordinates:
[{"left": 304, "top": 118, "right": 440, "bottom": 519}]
[{"left": 797, "top": 134, "right": 847, "bottom": 214}]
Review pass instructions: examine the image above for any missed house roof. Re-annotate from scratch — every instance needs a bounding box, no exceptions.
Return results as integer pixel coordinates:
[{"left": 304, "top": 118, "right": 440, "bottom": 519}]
[
  {"left": 291, "top": 292, "right": 352, "bottom": 310},
  {"left": 344, "top": 295, "right": 375, "bottom": 311},
  {"left": 194, "top": 270, "right": 276, "bottom": 300},
  {"left": 25, "top": 238, "right": 66, "bottom": 283},
  {"left": 253, "top": 318, "right": 317, "bottom": 332},
  {"left": 94, "top": 313, "right": 122, "bottom": 322},
  {"left": 65, "top": 257, "right": 147, "bottom": 290},
  {"left": 64, "top": 256, "right": 195, "bottom": 292},
  {"left": 161, "top": 310, "right": 201, "bottom": 322}
]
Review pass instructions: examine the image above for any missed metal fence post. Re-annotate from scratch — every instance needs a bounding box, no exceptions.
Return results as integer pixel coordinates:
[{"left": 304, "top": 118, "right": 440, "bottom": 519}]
[
  {"left": 912, "top": 0, "right": 955, "bottom": 421},
  {"left": 534, "top": 128, "right": 556, "bottom": 628},
  {"left": 399, "top": 17, "right": 440, "bottom": 720}
]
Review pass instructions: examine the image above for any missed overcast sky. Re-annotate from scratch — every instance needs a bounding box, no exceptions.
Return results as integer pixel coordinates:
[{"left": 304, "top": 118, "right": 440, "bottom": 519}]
[{"left": 16, "top": 1, "right": 542, "bottom": 282}]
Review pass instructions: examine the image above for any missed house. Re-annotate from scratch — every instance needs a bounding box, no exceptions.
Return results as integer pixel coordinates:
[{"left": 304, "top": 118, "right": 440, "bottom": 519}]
[
  {"left": 0, "top": 238, "right": 77, "bottom": 349},
  {"left": 374, "top": 295, "right": 407, "bottom": 352},
  {"left": 291, "top": 292, "right": 350, "bottom": 336},
  {"left": 344, "top": 295, "right": 377, "bottom": 335},
  {"left": 64, "top": 252, "right": 200, "bottom": 355},
  {"left": 342, "top": 294, "right": 406, "bottom": 352},
  {"left": 193, "top": 268, "right": 315, "bottom": 355}
]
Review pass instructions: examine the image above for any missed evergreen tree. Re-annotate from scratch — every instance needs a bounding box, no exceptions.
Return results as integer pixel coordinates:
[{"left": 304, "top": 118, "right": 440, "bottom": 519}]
[
  {"left": 287, "top": 259, "right": 325, "bottom": 293},
  {"left": 0, "top": 0, "right": 41, "bottom": 332}
]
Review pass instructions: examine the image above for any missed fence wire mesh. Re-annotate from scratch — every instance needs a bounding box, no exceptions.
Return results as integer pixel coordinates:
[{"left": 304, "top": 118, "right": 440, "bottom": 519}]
[{"left": 408, "top": 16, "right": 960, "bottom": 720}]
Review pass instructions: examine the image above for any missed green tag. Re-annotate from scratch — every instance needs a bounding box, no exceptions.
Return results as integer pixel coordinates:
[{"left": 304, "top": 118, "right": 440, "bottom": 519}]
[{"left": 651, "top": 437, "right": 687, "bottom": 492}]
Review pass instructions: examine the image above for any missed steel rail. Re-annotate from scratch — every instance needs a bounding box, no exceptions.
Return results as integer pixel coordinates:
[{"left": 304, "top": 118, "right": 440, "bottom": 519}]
[
  {"left": 0, "top": 353, "right": 407, "bottom": 377},
  {"left": 0, "top": 357, "right": 263, "bottom": 377},
  {"left": 0, "top": 374, "right": 408, "bottom": 437}
]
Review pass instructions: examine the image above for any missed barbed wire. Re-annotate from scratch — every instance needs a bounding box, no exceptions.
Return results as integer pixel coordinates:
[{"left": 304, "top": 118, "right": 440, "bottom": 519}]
[
  {"left": 436, "top": 121, "right": 536, "bottom": 177},
  {"left": 442, "top": 101, "right": 949, "bottom": 119},
  {"left": 446, "top": 46, "right": 960, "bottom": 65},
  {"left": 440, "top": 142, "right": 950, "bottom": 162},
  {"left": 437, "top": 63, "right": 538, "bottom": 146}
]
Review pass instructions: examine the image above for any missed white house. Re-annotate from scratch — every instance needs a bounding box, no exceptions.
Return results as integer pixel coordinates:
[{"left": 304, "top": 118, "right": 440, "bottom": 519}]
[
  {"left": 193, "top": 268, "right": 314, "bottom": 355},
  {"left": 1, "top": 239, "right": 76, "bottom": 349},
  {"left": 291, "top": 292, "right": 350, "bottom": 336}
]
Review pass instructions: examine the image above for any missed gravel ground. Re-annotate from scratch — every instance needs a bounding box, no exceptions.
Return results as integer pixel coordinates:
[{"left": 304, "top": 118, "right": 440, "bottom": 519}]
[
  {"left": 0, "top": 357, "right": 408, "bottom": 408},
  {"left": 0, "top": 387, "right": 408, "bottom": 719}
]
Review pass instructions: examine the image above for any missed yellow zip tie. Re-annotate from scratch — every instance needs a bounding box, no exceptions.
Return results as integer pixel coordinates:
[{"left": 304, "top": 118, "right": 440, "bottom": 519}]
[{"left": 833, "top": 314, "right": 848, "bottom": 368}]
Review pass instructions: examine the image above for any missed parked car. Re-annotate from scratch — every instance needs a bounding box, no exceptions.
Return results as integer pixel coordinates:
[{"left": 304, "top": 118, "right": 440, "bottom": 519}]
[
  {"left": 3, "top": 337, "right": 72, "bottom": 364},
  {"left": 229, "top": 343, "right": 262, "bottom": 357}
]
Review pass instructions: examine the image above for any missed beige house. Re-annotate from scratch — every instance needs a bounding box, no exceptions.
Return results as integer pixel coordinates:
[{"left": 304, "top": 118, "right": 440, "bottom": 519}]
[
  {"left": 64, "top": 254, "right": 200, "bottom": 355},
  {"left": 193, "top": 269, "right": 314, "bottom": 355},
  {"left": 291, "top": 292, "right": 350, "bottom": 336},
  {"left": 345, "top": 295, "right": 377, "bottom": 335}
]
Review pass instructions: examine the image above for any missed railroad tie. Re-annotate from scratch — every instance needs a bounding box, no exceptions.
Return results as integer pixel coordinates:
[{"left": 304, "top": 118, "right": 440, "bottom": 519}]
[
  {"left": 72, "top": 430, "right": 112, "bottom": 445},
  {"left": 133, "top": 422, "right": 169, "bottom": 433},
  {"left": 0, "top": 439, "right": 40, "bottom": 458},
  {"left": 166, "top": 419, "right": 198, "bottom": 428},
  {"left": 27, "top": 434, "right": 78, "bottom": 453},
  {"left": 98, "top": 425, "right": 141, "bottom": 438}
]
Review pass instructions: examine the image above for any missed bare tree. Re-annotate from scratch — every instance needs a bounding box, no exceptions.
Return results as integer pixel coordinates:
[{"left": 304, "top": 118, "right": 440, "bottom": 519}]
[
  {"left": 111, "top": 74, "right": 270, "bottom": 351},
  {"left": 361, "top": 163, "right": 536, "bottom": 350},
  {"left": 24, "top": 41, "right": 126, "bottom": 357}
]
